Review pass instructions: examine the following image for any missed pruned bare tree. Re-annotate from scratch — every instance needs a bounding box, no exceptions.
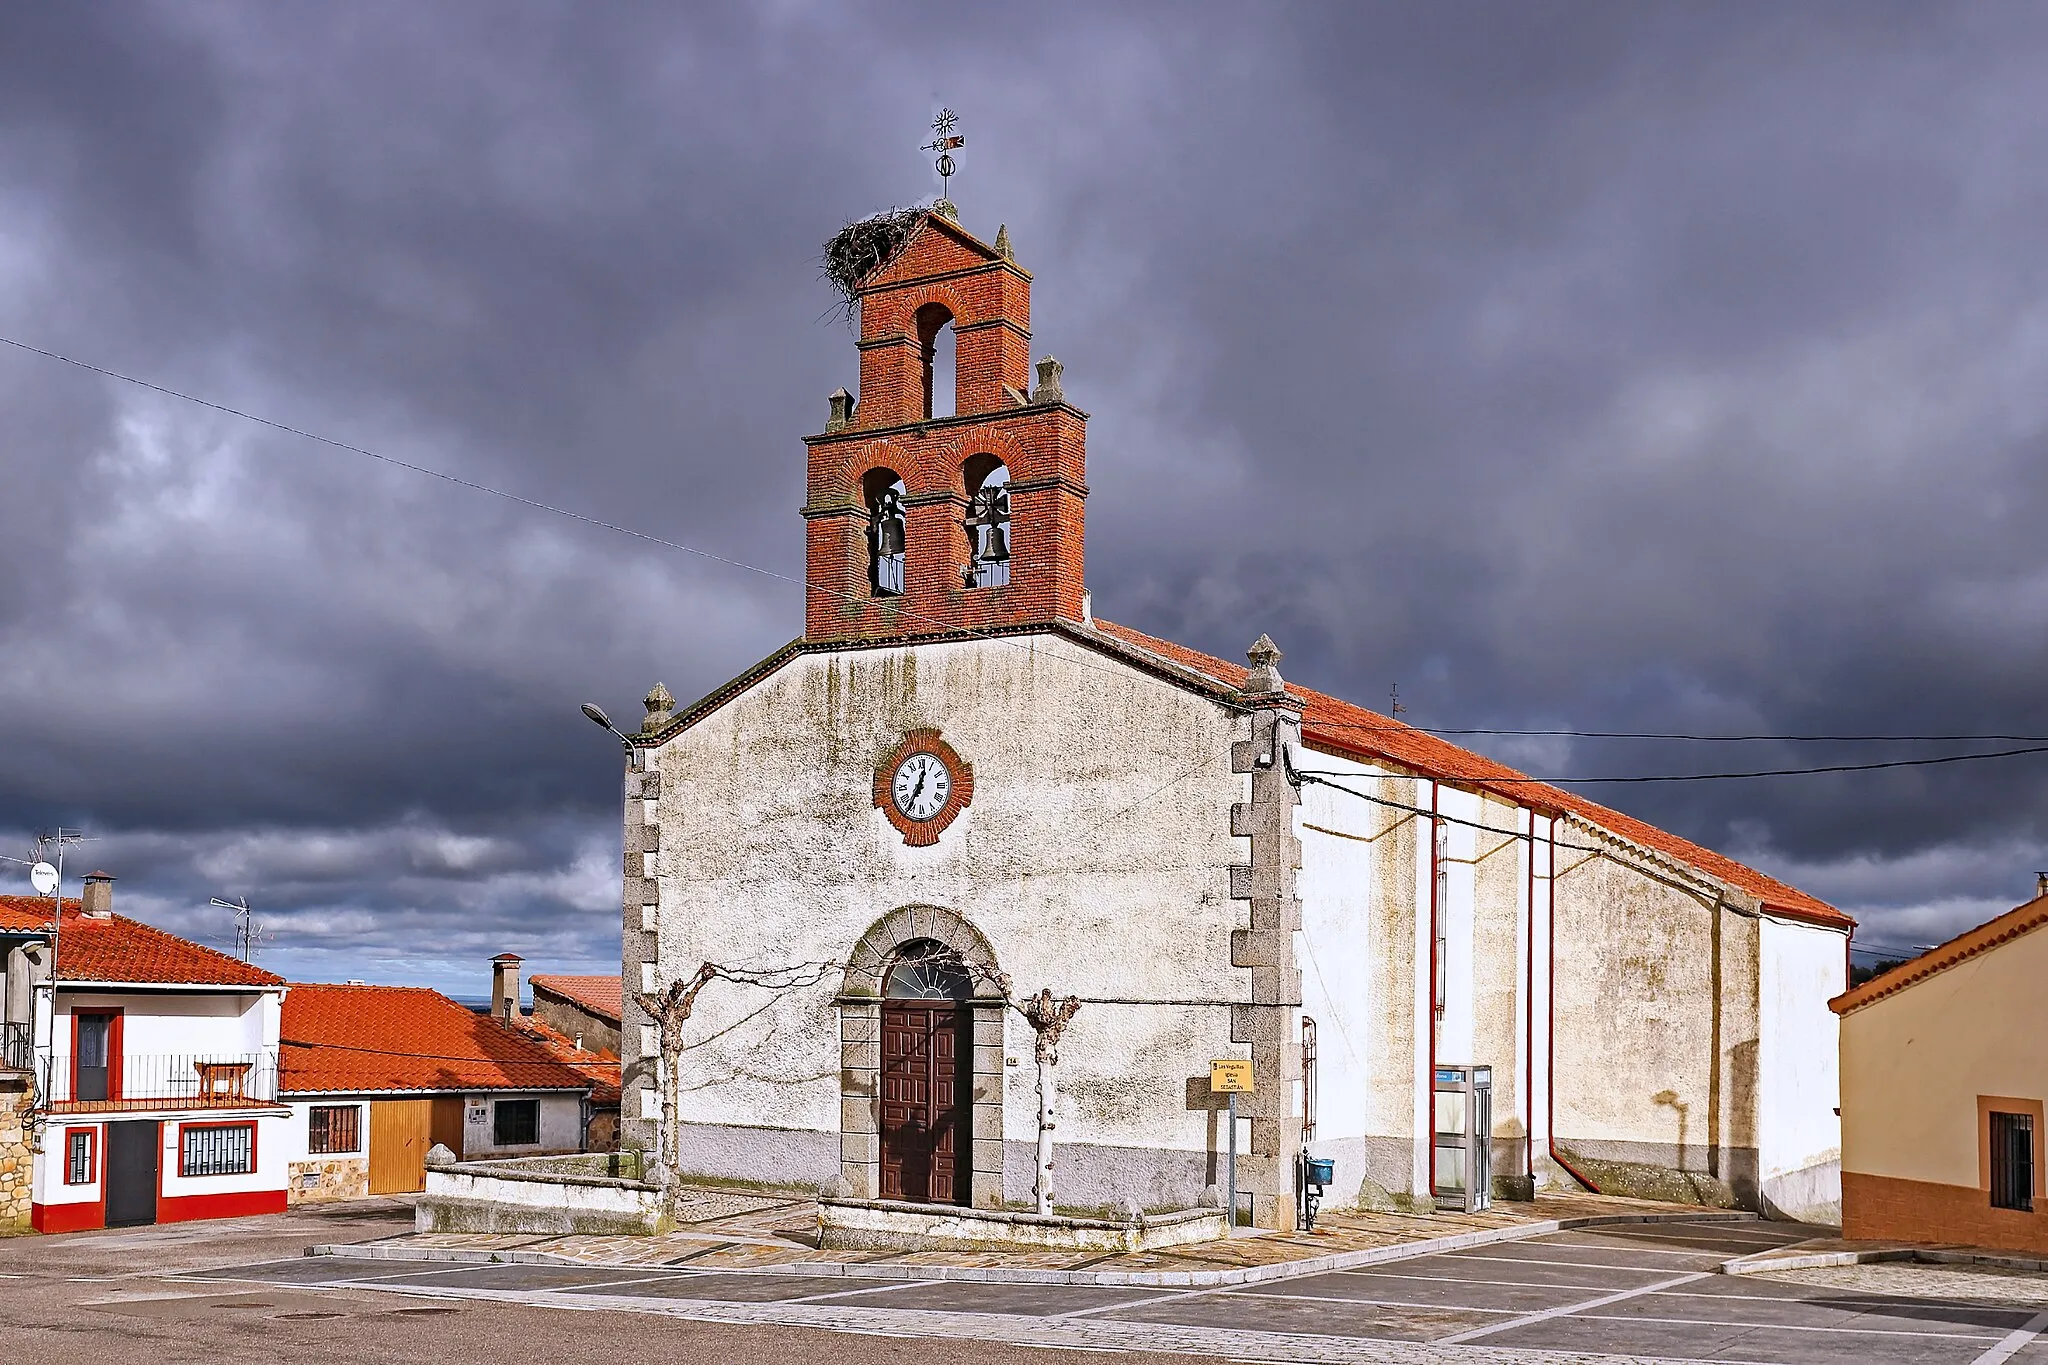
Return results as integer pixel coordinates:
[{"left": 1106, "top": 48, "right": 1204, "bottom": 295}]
[
  {"left": 632, "top": 958, "right": 837, "bottom": 1219},
  {"left": 1015, "top": 987, "right": 1081, "bottom": 1215}
]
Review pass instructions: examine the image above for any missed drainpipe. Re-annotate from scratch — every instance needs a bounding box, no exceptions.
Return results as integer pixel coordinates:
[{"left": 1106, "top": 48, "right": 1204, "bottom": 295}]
[
  {"left": 1425, "top": 780, "right": 1440, "bottom": 1199},
  {"left": 1524, "top": 808, "right": 1536, "bottom": 1183},
  {"left": 1544, "top": 815, "right": 1600, "bottom": 1193}
]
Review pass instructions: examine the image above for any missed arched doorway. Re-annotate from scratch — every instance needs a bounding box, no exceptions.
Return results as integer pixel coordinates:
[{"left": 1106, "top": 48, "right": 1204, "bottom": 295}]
[{"left": 879, "top": 939, "right": 972, "bottom": 1204}]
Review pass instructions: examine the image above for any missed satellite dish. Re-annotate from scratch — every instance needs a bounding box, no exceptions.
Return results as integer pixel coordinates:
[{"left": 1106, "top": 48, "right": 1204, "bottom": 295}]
[{"left": 29, "top": 862, "right": 59, "bottom": 896}]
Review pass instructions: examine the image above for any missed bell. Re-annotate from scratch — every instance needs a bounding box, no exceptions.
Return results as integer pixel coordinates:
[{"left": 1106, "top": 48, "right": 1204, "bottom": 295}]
[
  {"left": 982, "top": 522, "right": 1009, "bottom": 563},
  {"left": 874, "top": 517, "right": 906, "bottom": 558}
]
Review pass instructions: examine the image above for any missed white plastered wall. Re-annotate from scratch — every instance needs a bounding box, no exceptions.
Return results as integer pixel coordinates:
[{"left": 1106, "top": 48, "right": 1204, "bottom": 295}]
[
  {"left": 642, "top": 632, "right": 1247, "bottom": 1204},
  {"left": 1758, "top": 915, "right": 1845, "bottom": 1224}
]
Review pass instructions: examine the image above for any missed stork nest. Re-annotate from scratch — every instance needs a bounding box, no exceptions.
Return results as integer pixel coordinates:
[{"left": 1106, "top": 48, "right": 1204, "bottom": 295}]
[{"left": 821, "top": 206, "right": 925, "bottom": 325}]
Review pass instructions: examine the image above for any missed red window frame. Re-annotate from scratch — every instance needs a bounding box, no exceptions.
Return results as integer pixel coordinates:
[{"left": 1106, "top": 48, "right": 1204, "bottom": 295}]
[
  {"left": 177, "top": 1121, "right": 258, "bottom": 1177},
  {"left": 63, "top": 1126, "right": 97, "bottom": 1185},
  {"left": 70, "top": 1008, "right": 124, "bottom": 1102}
]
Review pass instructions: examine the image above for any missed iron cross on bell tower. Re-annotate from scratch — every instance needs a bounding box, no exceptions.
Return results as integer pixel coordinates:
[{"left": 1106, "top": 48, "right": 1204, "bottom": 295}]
[{"left": 924, "top": 108, "right": 965, "bottom": 216}]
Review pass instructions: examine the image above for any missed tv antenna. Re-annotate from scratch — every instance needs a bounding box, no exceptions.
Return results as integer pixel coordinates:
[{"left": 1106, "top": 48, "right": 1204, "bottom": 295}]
[
  {"left": 1389, "top": 684, "right": 1407, "bottom": 718},
  {"left": 211, "top": 895, "right": 264, "bottom": 961}
]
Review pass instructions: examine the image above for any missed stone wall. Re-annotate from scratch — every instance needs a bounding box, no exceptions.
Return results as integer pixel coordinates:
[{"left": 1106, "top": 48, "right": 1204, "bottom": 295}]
[
  {"left": 287, "top": 1157, "right": 368, "bottom": 1204},
  {"left": 0, "top": 1076, "right": 30, "bottom": 1231}
]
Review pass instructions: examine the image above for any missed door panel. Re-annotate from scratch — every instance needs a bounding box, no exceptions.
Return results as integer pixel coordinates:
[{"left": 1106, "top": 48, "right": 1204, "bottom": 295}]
[
  {"left": 429, "top": 1097, "right": 465, "bottom": 1157},
  {"left": 368, "top": 1100, "right": 431, "bottom": 1194},
  {"left": 878, "top": 1003, "right": 969, "bottom": 1205},
  {"left": 104, "top": 1121, "right": 159, "bottom": 1227}
]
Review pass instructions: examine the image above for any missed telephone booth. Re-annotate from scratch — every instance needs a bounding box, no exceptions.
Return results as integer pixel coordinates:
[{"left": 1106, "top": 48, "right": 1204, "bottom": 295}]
[{"left": 1432, "top": 1064, "right": 1493, "bottom": 1212}]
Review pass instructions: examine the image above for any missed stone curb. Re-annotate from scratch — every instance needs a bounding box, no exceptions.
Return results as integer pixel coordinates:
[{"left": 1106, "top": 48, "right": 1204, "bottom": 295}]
[
  {"left": 1721, "top": 1241, "right": 2048, "bottom": 1277},
  {"left": 309, "top": 1210, "right": 1757, "bottom": 1288}
]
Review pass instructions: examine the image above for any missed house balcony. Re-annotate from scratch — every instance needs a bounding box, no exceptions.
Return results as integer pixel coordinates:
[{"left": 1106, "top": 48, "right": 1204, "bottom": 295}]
[
  {"left": 43, "top": 1052, "right": 279, "bottom": 1114},
  {"left": 0, "top": 1022, "right": 28, "bottom": 1073}
]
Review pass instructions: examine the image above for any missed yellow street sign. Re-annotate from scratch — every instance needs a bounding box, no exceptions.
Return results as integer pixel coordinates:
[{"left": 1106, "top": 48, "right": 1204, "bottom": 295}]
[{"left": 1210, "top": 1058, "right": 1254, "bottom": 1093}]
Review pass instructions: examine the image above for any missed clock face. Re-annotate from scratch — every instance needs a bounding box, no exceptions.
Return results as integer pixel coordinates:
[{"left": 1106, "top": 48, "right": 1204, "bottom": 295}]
[
  {"left": 892, "top": 751, "right": 952, "bottom": 822},
  {"left": 874, "top": 727, "right": 973, "bottom": 846}
]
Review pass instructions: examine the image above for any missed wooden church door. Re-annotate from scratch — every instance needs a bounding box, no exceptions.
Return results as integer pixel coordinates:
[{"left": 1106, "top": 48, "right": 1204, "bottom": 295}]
[{"left": 878, "top": 942, "right": 972, "bottom": 1205}]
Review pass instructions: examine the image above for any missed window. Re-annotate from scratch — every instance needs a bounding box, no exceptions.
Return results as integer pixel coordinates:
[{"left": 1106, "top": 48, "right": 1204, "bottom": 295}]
[
  {"left": 916, "top": 303, "right": 956, "bottom": 419},
  {"left": 64, "top": 1128, "right": 96, "bottom": 1185},
  {"left": 1991, "top": 1111, "right": 2035, "bottom": 1212},
  {"left": 74, "top": 1012, "right": 116, "bottom": 1102},
  {"left": 493, "top": 1099, "right": 539, "bottom": 1146},
  {"left": 181, "top": 1122, "right": 255, "bottom": 1177},
  {"left": 883, "top": 940, "right": 972, "bottom": 1001},
  {"left": 308, "top": 1105, "right": 361, "bottom": 1155}
]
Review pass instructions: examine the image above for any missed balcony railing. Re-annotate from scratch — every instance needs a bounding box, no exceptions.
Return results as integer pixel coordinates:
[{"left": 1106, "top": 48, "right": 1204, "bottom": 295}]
[
  {"left": 42, "top": 1052, "right": 279, "bottom": 1112},
  {"left": 0, "top": 1022, "right": 28, "bottom": 1072}
]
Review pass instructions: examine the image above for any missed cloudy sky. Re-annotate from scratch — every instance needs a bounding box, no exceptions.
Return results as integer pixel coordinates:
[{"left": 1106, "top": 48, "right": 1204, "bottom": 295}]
[{"left": 4, "top": 2, "right": 2047, "bottom": 992}]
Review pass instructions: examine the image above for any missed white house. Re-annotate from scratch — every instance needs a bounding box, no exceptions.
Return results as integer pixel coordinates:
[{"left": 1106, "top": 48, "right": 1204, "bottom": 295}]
[
  {"left": 615, "top": 207, "right": 1852, "bottom": 1229},
  {"left": 278, "top": 971, "right": 594, "bottom": 1201},
  {"left": 0, "top": 874, "right": 290, "bottom": 1231}
]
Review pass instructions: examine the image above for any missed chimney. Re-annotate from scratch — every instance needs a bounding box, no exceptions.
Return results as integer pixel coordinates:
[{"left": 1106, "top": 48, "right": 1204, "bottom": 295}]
[
  {"left": 490, "top": 953, "right": 524, "bottom": 1021},
  {"left": 80, "top": 872, "right": 115, "bottom": 918},
  {"left": 2037, "top": 872, "right": 2048, "bottom": 901}
]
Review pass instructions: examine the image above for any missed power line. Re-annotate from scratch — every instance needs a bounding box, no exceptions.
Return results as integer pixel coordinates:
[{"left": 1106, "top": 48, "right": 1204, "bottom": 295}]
[
  {"left": 1423, "top": 744, "right": 2048, "bottom": 785},
  {"left": 1313, "top": 721, "right": 2048, "bottom": 745},
  {"left": 15, "top": 334, "right": 2045, "bottom": 786},
  {"left": 0, "top": 334, "right": 1215, "bottom": 712}
]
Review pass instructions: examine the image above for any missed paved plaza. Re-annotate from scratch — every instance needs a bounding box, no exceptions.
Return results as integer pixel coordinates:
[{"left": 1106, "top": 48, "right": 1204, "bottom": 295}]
[{"left": 185, "top": 1215, "right": 2048, "bottom": 1363}]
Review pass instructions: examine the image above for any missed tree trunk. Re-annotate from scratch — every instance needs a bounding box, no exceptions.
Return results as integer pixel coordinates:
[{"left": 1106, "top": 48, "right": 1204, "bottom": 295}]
[{"left": 1035, "top": 1055, "right": 1056, "bottom": 1215}]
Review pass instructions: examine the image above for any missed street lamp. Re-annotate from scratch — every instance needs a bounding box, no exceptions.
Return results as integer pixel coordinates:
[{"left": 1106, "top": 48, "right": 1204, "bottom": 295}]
[{"left": 581, "top": 702, "right": 642, "bottom": 765}]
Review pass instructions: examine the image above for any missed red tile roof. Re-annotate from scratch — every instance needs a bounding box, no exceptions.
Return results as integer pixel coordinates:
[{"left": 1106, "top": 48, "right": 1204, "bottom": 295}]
[
  {"left": 1090, "top": 619, "right": 1848, "bottom": 931},
  {"left": 0, "top": 898, "right": 284, "bottom": 986},
  {"left": 516, "top": 1014, "right": 622, "bottom": 1106},
  {"left": 280, "top": 983, "right": 593, "bottom": 1095},
  {"left": 529, "top": 974, "right": 622, "bottom": 1024},
  {"left": 1829, "top": 894, "right": 2048, "bottom": 1016}
]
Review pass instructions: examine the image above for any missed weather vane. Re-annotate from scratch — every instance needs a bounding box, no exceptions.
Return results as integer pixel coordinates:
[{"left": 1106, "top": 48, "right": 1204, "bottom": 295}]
[{"left": 924, "top": 108, "right": 965, "bottom": 209}]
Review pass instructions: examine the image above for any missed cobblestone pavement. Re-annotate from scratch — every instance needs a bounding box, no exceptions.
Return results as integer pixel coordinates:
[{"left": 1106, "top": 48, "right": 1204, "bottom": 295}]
[
  {"left": 187, "top": 1215, "right": 2048, "bottom": 1363},
  {"left": 1761, "top": 1260, "right": 2048, "bottom": 1307},
  {"left": 380, "top": 1188, "right": 1726, "bottom": 1277}
]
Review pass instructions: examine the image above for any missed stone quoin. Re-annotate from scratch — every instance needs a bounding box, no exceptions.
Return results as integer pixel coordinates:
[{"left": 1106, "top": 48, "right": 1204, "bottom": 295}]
[{"left": 617, "top": 205, "right": 1852, "bottom": 1229}]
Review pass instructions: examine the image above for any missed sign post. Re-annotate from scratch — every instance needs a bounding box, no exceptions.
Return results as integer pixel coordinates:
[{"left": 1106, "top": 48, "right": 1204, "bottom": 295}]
[{"left": 1210, "top": 1059, "right": 1253, "bottom": 1229}]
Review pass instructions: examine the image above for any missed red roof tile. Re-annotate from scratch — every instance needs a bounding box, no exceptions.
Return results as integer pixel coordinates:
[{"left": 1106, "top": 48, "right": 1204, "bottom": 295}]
[
  {"left": 529, "top": 974, "right": 622, "bottom": 1024},
  {"left": 0, "top": 898, "right": 284, "bottom": 986},
  {"left": 280, "top": 983, "right": 593, "bottom": 1095},
  {"left": 1090, "top": 619, "right": 1848, "bottom": 931},
  {"left": 1829, "top": 894, "right": 2048, "bottom": 1015},
  {"left": 516, "top": 1014, "right": 621, "bottom": 1105}
]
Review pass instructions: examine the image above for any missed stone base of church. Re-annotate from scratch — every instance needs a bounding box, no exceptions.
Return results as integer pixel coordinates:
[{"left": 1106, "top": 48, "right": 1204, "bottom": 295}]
[
  {"left": 818, "top": 1197, "right": 1227, "bottom": 1253},
  {"left": 1001, "top": 1138, "right": 1214, "bottom": 1211}
]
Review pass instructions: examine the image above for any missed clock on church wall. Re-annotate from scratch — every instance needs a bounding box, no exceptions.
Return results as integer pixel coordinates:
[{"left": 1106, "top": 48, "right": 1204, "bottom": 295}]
[{"left": 874, "top": 728, "right": 974, "bottom": 846}]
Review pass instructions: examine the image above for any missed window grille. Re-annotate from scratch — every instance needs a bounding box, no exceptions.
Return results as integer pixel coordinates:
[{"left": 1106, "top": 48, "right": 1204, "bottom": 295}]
[
  {"left": 1991, "top": 1111, "right": 2035, "bottom": 1211},
  {"left": 308, "top": 1104, "right": 361, "bottom": 1155},
  {"left": 494, "top": 1099, "right": 540, "bottom": 1146},
  {"left": 182, "top": 1123, "right": 254, "bottom": 1177},
  {"left": 65, "top": 1129, "right": 94, "bottom": 1185}
]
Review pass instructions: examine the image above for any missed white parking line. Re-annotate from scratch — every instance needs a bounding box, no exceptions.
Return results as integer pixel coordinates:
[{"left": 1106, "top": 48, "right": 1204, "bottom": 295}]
[
  {"left": 1573, "top": 1310, "right": 2001, "bottom": 1341},
  {"left": 1437, "top": 1250, "right": 1692, "bottom": 1273},
  {"left": 1435, "top": 1269, "right": 1711, "bottom": 1344},
  {"left": 777, "top": 1280, "right": 939, "bottom": 1305},
  {"left": 1972, "top": 1308, "right": 2048, "bottom": 1364}
]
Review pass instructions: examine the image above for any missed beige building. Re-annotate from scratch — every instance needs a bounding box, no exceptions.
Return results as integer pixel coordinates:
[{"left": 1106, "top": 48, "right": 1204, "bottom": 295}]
[
  {"left": 1834, "top": 891, "right": 2048, "bottom": 1253},
  {"left": 616, "top": 205, "right": 1852, "bottom": 1227}
]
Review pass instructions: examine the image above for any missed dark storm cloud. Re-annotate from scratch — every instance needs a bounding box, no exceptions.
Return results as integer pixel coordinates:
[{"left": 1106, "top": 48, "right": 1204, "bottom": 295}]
[{"left": 4, "top": 2, "right": 2047, "bottom": 985}]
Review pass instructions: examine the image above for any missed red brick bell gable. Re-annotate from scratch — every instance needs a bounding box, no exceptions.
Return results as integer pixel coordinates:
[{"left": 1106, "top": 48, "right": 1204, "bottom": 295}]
[{"left": 804, "top": 210, "right": 1088, "bottom": 645}]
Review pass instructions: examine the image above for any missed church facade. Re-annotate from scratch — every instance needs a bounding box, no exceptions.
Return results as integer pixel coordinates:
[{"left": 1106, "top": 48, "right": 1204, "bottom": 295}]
[{"left": 618, "top": 208, "right": 1850, "bottom": 1228}]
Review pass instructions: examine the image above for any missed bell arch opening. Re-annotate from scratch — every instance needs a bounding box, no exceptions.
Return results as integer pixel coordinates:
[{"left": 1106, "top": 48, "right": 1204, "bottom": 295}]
[
  {"left": 961, "top": 455, "right": 1011, "bottom": 589},
  {"left": 862, "top": 467, "right": 907, "bottom": 597},
  {"left": 916, "top": 303, "right": 956, "bottom": 420}
]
